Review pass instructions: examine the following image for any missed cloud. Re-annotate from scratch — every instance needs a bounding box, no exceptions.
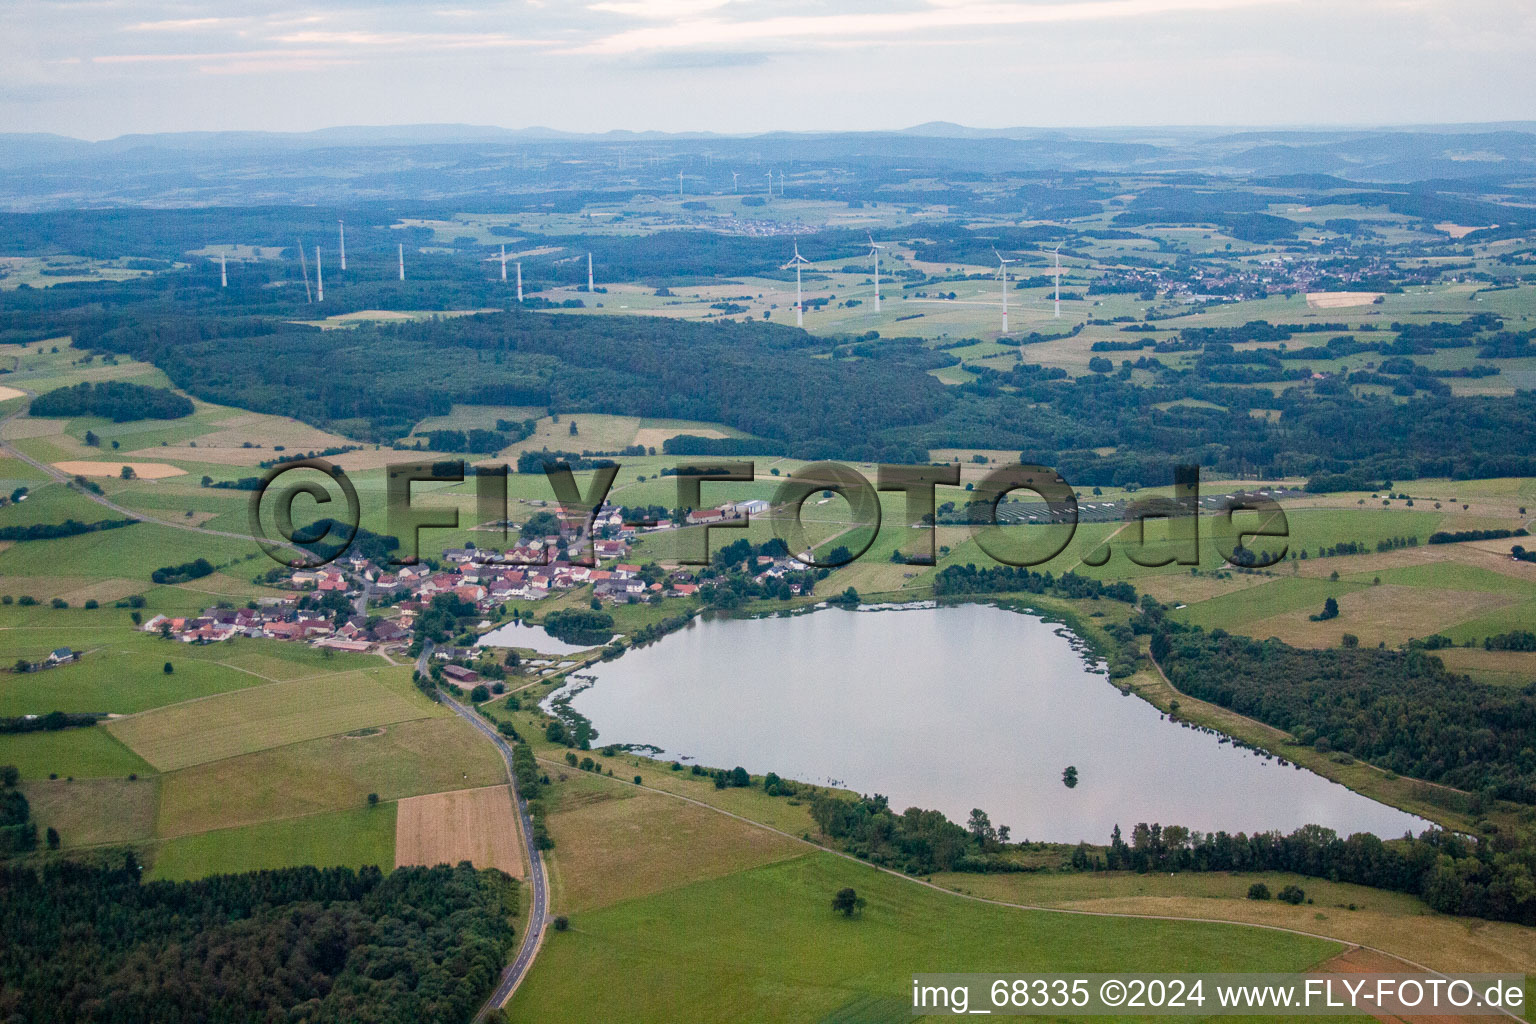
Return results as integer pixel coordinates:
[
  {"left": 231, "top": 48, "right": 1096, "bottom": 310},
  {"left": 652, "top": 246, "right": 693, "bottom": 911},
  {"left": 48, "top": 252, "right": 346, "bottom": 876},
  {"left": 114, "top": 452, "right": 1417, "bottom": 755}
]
[
  {"left": 589, "top": 0, "right": 742, "bottom": 16},
  {"left": 638, "top": 49, "right": 773, "bottom": 68},
  {"left": 123, "top": 18, "right": 235, "bottom": 33},
  {"left": 571, "top": 0, "right": 1293, "bottom": 54}
]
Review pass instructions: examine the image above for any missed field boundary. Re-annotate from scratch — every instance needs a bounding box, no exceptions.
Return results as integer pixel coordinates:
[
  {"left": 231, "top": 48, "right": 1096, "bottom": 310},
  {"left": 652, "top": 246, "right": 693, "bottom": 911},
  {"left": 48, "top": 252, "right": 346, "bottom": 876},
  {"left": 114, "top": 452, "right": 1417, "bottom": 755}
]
[{"left": 527, "top": 752, "right": 1523, "bottom": 1019}]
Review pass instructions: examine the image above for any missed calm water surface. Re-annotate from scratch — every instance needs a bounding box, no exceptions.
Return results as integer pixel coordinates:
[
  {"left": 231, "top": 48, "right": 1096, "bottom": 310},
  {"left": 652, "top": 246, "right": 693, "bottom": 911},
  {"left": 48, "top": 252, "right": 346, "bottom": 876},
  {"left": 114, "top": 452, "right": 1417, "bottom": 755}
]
[
  {"left": 559, "top": 603, "right": 1429, "bottom": 843},
  {"left": 477, "top": 620, "right": 595, "bottom": 656}
]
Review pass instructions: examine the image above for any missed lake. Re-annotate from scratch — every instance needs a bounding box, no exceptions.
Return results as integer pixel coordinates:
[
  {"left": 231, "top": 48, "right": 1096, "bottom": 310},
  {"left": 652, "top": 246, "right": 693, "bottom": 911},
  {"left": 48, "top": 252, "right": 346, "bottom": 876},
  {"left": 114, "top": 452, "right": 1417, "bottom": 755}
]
[
  {"left": 557, "top": 603, "right": 1430, "bottom": 843},
  {"left": 477, "top": 620, "right": 596, "bottom": 656}
]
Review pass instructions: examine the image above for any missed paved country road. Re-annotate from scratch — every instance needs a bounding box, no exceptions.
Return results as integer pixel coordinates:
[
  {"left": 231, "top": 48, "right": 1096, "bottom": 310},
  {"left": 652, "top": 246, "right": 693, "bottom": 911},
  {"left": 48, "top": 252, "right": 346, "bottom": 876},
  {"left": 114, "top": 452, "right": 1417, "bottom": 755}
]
[
  {"left": 0, "top": 392, "right": 295, "bottom": 549},
  {"left": 418, "top": 641, "right": 550, "bottom": 1019}
]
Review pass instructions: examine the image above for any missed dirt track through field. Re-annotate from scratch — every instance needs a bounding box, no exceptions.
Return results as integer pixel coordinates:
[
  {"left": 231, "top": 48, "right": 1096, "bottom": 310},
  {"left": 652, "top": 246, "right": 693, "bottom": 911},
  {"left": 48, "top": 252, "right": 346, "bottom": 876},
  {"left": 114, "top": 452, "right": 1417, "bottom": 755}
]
[{"left": 394, "top": 784, "right": 525, "bottom": 877}]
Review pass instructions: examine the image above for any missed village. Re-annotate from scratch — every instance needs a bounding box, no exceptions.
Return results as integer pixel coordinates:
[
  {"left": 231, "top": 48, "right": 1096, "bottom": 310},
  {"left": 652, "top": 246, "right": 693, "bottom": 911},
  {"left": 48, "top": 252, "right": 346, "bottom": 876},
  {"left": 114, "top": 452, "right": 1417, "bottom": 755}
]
[{"left": 139, "top": 497, "right": 795, "bottom": 655}]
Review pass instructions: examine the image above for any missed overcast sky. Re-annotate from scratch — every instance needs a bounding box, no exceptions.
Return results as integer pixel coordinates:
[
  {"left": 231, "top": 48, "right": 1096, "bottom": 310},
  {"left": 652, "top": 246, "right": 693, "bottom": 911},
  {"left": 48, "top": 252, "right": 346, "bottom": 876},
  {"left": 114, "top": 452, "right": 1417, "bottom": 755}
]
[{"left": 5, "top": 0, "right": 1534, "bottom": 139}]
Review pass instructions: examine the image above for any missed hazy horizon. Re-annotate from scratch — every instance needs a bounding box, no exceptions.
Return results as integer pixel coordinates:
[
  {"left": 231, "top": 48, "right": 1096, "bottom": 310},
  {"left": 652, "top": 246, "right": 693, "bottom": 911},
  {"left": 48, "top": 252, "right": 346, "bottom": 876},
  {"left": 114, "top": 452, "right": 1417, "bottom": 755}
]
[
  {"left": 15, "top": 117, "right": 1536, "bottom": 146},
  {"left": 6, "top": 0, "right": 1533, "bottom": 140}
]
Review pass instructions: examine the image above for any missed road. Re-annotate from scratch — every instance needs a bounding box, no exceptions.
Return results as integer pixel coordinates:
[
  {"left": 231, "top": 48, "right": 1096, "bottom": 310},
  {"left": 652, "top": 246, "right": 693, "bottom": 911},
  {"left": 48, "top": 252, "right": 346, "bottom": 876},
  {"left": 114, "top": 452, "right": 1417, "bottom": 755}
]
[
  {"left": 0, "top": 391, "right": 286, "bottom": 547},
  {"left": 417, "top": 641, "right": 550, "bottom": 1019}
]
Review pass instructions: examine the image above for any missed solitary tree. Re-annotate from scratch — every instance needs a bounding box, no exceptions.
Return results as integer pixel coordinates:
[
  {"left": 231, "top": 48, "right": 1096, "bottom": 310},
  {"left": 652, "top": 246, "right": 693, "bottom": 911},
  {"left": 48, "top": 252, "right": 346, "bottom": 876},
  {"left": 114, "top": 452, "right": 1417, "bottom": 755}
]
[
  {"left": 45, "top": 827, "right": 60, "bottom": 850},
  {"left": 831, "top": 887, "right": 866, "bottom": 918},
  {"left": 162, "top": 661, "right": 174, "bottom": 674},
  {"left": 967, "top": 808, "right": 997, "bottom": 844},
  {"left": 367, "top": 792, "right": 379, "bottom": 807}
]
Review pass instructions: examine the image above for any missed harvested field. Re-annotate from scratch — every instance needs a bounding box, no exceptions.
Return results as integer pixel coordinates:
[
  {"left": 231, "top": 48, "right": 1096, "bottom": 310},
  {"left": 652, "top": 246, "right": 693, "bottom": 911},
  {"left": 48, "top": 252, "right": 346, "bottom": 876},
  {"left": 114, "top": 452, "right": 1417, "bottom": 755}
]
[
  {"left": 1321, "top": 946, "right": 1491, "bottom": 1024},
  {"left": 546, "top": 785, "right": 803, "bottom": 912},
  {"left": 633, "top": 425, "right": 726, "bottom": 449},
  {"left": 1306, "top": 291, "right": 1384, "bottom": 308},
  {"left": 3, "top": 417, "right": 69, "bottom": 440},
  {"left": 1433, "top": 223, "right": 1491, "bottom": 239},
  {"left": 154, "top": 715, "right": 505, "bottom": 837},
  {"left": 1239, "top": 583, "right": 1515, "bottom": 649},
  {"left": 52, "top": 460, "right": 186, "bottom": 479},
  {"left": 108, "top": 669, "right": 437, "bottom": 771},
  {"left": 0, "top": 386, "right": 24, "bottom": 401},
  {"left": 394, "top": 784, "right": 525, "bottom": 877}
]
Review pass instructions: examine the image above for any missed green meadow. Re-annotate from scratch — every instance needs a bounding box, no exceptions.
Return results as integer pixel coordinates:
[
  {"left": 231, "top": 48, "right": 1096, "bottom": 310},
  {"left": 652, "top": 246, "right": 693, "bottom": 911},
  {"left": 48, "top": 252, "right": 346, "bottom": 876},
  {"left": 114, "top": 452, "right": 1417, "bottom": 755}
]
[{"left": 507, "top": 852, "right": 1346, "bottom": 1024}]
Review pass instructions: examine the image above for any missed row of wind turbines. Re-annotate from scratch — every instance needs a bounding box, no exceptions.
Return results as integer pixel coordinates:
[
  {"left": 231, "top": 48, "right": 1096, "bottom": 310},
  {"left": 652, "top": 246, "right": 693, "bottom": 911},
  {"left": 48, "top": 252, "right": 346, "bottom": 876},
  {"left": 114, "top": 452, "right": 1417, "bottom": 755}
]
[
  {"left": 216, "top": 219, "right": 1065, "bottom": 335},
  {"left": 216, "top": 219, "right": 599, "bottom": 306},
  {"left": 783, "top": 234, "right": 1064, "bottom": 332},
  {"left": 993, "top": 245, "right": 1064, "bottom": 332}
]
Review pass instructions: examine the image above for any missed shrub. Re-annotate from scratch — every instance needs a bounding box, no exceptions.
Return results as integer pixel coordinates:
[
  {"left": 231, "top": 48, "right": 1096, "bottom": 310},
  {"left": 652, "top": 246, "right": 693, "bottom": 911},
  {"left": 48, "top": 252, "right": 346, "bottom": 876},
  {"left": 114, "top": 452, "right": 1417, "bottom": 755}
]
[
  {"left": 1247, "top": 883, "right": 1272, "bottom": 900},
  {"left": 1277, "top": 884, "right": 1306, "bottom": 905}
]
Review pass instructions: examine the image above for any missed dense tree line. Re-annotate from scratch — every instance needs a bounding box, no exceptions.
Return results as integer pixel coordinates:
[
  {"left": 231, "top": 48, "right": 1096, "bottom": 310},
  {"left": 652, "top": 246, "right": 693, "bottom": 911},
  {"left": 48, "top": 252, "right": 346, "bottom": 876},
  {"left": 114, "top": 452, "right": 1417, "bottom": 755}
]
[
  {"left": 0, "top": 712, "right": 98, "bottom": 735},
  {"left": 0, "top": 518, "right": 134, "bottom": 543},
  {"left": 29, "top": 381, "right": 192, "bottom": 422},
  {"left": 0, "top": 769, "right": 36, "bottom": 855},
  {"left": 1081, "top": 820, "right": 1536, "bottom": 926},
  {"left": 149, "top": 557, "right": 214, "bottom": 585},
  {"left": 412, "top": 428, "right": 516, "bottom": 454},
  {"left": 809, "top": 792, "right": 1022, "bottom": 875},
  {"left": 932, "top": 564, "right": 1137, "bottom": 603},
  {"left": 1149, "top": 628, "right": 1536, "bottom": 802},
  {"left": 1484, "top": 631, "right": 1536, "bottom": 652},
  {"left": 75, "top": 309, "right": 944, "bottom": 461},
  {"left": 541, "top": 609, "right": 615, "bottom": 646},
  {"left": 1428, "top": 528, "right": 1528, "bottom": 545},
  {"left": 0, "top": 858, "right": 518, "bottom": 1024}
]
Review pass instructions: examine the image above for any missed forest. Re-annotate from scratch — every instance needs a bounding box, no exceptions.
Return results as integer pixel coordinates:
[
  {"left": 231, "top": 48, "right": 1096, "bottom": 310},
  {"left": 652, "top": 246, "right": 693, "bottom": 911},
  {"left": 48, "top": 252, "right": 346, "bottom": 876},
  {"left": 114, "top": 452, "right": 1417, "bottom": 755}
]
[
  {"left": 28, "top": 381, "right": 193, "bottom": 421},
  {"left": 8, "top": 245, "right": 1536, "bottom": 482},
  {"left": 0, "top": 858, "right": 518, "bottom": 1024},
  {"left": 1148, "top": 626, "right": 1536, "bottom": 802}
]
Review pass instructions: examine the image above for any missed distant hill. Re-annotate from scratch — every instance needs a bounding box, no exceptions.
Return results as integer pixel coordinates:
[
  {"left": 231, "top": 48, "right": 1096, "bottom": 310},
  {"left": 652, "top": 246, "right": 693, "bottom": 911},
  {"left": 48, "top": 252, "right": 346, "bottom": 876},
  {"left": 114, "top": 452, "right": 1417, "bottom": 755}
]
[{"left": 4, "top": 122, "right": 1536, "bottom": 208}]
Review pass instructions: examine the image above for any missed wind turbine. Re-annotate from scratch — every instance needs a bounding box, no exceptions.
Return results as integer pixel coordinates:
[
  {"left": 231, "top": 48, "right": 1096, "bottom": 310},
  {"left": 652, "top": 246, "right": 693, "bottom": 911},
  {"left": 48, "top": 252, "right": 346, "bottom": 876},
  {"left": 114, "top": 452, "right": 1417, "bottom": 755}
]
[
  {"left": 1052, "top": 244, "right": 1062, "bottom": 318},
  {"left": 486, "top": 245, "right": 509, "bottom": 282},
  {"left": 765, "top": 171, "right": 772, "bottom": 199},
  {"left": 678, "top": 170, "right": 684, "bottom": 197},
  {"left": 218, "top": 252, "right": 227, "bottom": 288},
  {"left": 587, "top": 252, "right": 594, "bottom": 292},
  {"left": 297, "top": 240, "right": 313, "bottom": 303},
  {"left": 785, "top": 242, "right": 811, "bottom": 327},
  {"left": 338, "top": 220, "right": 346, "bottom": 271},
  {"left": 778, "top": 170, "right": 785, "bottom": 196},
  {"left": 315, "top": 246, "right": 323, "bottom": 302},
  {"left": 731, "top": 170, "right": 739, "bottom": 194},
  {"left": 994, "top": 249, "right": 1016, "bottom": 334},
  {"left": 397, "top": 243, "right": 405, "bottom": 281},
  {"left": 516, "top": 261, "right": 523, "bottom": 302},
  {"left": 868, "top": 234, "right": 887, "bottom": 313}
]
